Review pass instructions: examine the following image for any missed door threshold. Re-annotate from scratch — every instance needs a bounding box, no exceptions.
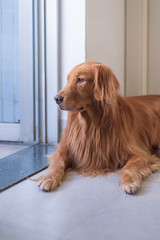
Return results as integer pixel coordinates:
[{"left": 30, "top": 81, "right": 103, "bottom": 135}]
[{"left": 0, "top": 144, "right": 56, "bottom": 192}]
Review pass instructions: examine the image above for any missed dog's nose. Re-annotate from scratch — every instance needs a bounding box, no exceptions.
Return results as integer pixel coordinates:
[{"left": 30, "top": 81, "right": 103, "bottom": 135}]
[{"left": 54, "top": 94, "right": 63, "bottom": 104}]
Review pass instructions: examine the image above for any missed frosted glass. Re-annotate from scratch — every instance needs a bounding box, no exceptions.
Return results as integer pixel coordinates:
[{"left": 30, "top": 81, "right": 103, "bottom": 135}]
[{"left": 0, "top": 0, "right": 20, "bottom": 123}]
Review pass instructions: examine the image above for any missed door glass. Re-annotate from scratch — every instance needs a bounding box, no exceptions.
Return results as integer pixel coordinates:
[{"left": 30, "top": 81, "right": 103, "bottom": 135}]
[{"left": 0, "top": 0, "right": 20, "bottom": 123}]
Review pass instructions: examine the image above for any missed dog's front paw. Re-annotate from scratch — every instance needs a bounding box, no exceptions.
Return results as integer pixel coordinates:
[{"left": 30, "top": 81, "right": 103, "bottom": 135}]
[
  {"left": 38, "top": 177, "right": 60, "bottom": 192},
  {"left": 120, "top": 181, "right": 140, "bottom": 194}
]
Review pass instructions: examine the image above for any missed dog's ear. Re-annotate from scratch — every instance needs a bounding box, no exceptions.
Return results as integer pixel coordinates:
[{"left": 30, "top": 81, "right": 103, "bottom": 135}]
[{"left": 94, "top": 64, "right": 120, "bottom": 104}]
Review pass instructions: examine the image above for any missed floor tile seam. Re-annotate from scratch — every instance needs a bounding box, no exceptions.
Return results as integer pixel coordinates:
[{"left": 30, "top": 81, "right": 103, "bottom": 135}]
[
  {"left": 62, "top": 192, "right": 122, "bottom": 240},
  {"left": 0, "top": 146, "right": 28, "bottom": 154},
  {"left": 0, "top": 145, "right": 33, "bottom": 161},
  {"left": 0, "top": 166, "right": 48, "bottom": 193},
  {"left": 0, "top": 143, "right": 56, "bottom": 162}
]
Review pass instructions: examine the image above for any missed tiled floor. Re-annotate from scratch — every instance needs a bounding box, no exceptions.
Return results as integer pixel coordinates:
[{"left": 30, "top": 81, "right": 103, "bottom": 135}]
[{"left": 1, "top": 168, "right": 160, "bottom": 240}]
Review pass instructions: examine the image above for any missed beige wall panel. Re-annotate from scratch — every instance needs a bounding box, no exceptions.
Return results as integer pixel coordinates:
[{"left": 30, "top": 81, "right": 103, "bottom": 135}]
[
  {"left": 126, "top": 0, "right": 142, "bottom": 96},
  {"left": 148, "top": 0, "right": 160, "bottom": 94},
  {"left": 86, "top": 0, "right": 125, "bottom": 95}
]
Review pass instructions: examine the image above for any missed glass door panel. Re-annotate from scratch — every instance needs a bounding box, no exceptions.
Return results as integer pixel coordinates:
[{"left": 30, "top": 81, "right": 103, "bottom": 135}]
[
  {"left": 0, "top": 0, "right": 20, "bottom": 124},
  {"left": 0, "top": 0, "right": 35, "bottom": 142}
]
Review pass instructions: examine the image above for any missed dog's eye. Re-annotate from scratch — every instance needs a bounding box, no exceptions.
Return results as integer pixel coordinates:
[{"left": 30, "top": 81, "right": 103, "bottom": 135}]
[{"left": 76, "top": 78, "right": 85, "bottom": 83}]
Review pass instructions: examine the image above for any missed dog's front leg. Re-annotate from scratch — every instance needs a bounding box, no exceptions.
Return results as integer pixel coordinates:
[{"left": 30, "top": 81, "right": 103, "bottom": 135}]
[
  {"left": 120, "top": 153, "right": 160, "bottom": 194},
  {"left": 38, "top": 150, "right": 67, "bottom": 192}
]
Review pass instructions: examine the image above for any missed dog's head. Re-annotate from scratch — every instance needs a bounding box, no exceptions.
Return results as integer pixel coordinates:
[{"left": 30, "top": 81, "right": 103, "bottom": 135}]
[{"left": 54, "top": 62, "right": 120, "bottom": 112}]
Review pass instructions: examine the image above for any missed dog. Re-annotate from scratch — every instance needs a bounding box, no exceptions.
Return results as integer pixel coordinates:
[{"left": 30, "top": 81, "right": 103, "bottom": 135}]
[{"left": 37, "top": 62, "right": 160, "bottom": 194}]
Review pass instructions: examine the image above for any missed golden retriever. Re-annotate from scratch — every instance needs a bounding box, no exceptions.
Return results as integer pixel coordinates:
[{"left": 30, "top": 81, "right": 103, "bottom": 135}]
[{"left": 37, "top": 62, "right": 160, "bottom": 194}]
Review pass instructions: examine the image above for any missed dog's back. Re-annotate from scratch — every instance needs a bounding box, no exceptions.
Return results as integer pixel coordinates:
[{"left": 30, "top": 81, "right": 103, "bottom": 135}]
[{"left": 126, "top": 95, "right": 160, "bottom": 114}]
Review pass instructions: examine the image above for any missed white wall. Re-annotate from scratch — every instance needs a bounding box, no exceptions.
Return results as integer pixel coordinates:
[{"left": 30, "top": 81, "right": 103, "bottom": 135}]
[
  {"left": 86, "top": 0, "right": 125, "bottom": 95},
  {"left": 60, "top": 0, "right": 85, "bottom": 128},
  {"left": 59, "top": 0, "right": 125, "bottom": 131}
]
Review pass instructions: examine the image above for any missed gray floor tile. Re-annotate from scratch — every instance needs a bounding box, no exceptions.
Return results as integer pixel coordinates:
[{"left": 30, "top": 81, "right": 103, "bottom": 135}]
[
  {"left": 145, "top": 171, "right": 160, "bottom": 183},
  {"left": 0, "top": 171, "right": 121, "bottom": 239},
  {"left": 0, "top": 223, "right": 59, "bottom": 240},
  {"left": 1, "top": 169, "right": 160, "bottom": 240},
  {"left": 64, "top": 180, "right": 160, "bottom": 240},
  {"left": 0, "top": 144, "right": 28, "bottom": 159}
]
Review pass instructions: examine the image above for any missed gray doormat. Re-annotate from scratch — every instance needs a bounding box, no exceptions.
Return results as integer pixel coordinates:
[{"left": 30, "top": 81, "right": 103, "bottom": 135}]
[{"left": 0, "top": 144, "right": 56, "bottom": 192}]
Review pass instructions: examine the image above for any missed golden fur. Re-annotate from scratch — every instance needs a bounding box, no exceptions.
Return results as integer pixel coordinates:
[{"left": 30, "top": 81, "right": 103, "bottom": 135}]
[{"left": 37, "top": 62, "right": 160, "bottom": 194}]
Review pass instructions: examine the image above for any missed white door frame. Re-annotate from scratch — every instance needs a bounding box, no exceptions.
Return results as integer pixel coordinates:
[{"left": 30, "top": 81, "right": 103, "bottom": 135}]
[
  {"left": 38, "top": 0, "right": 59, "bottom": 144},
  {"left": 19, "top": 0, "right": 35, "bottom": 142},
  {"left": 45, "top": 0, "right": 59, "bottom": 144}
]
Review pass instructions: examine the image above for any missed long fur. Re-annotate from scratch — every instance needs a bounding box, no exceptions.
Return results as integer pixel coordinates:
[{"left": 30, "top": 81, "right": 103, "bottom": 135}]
[{"left": 37, "top": 62, "right": 160, "bottom": 193}]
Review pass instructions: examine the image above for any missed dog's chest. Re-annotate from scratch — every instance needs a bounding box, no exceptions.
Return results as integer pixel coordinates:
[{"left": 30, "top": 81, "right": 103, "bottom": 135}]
[
  {"left": 65, "top": 113, "right": 127, "bottom": 170},
  {"left": 67, "top": 122, "right": 112, "bottom": 169}
]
